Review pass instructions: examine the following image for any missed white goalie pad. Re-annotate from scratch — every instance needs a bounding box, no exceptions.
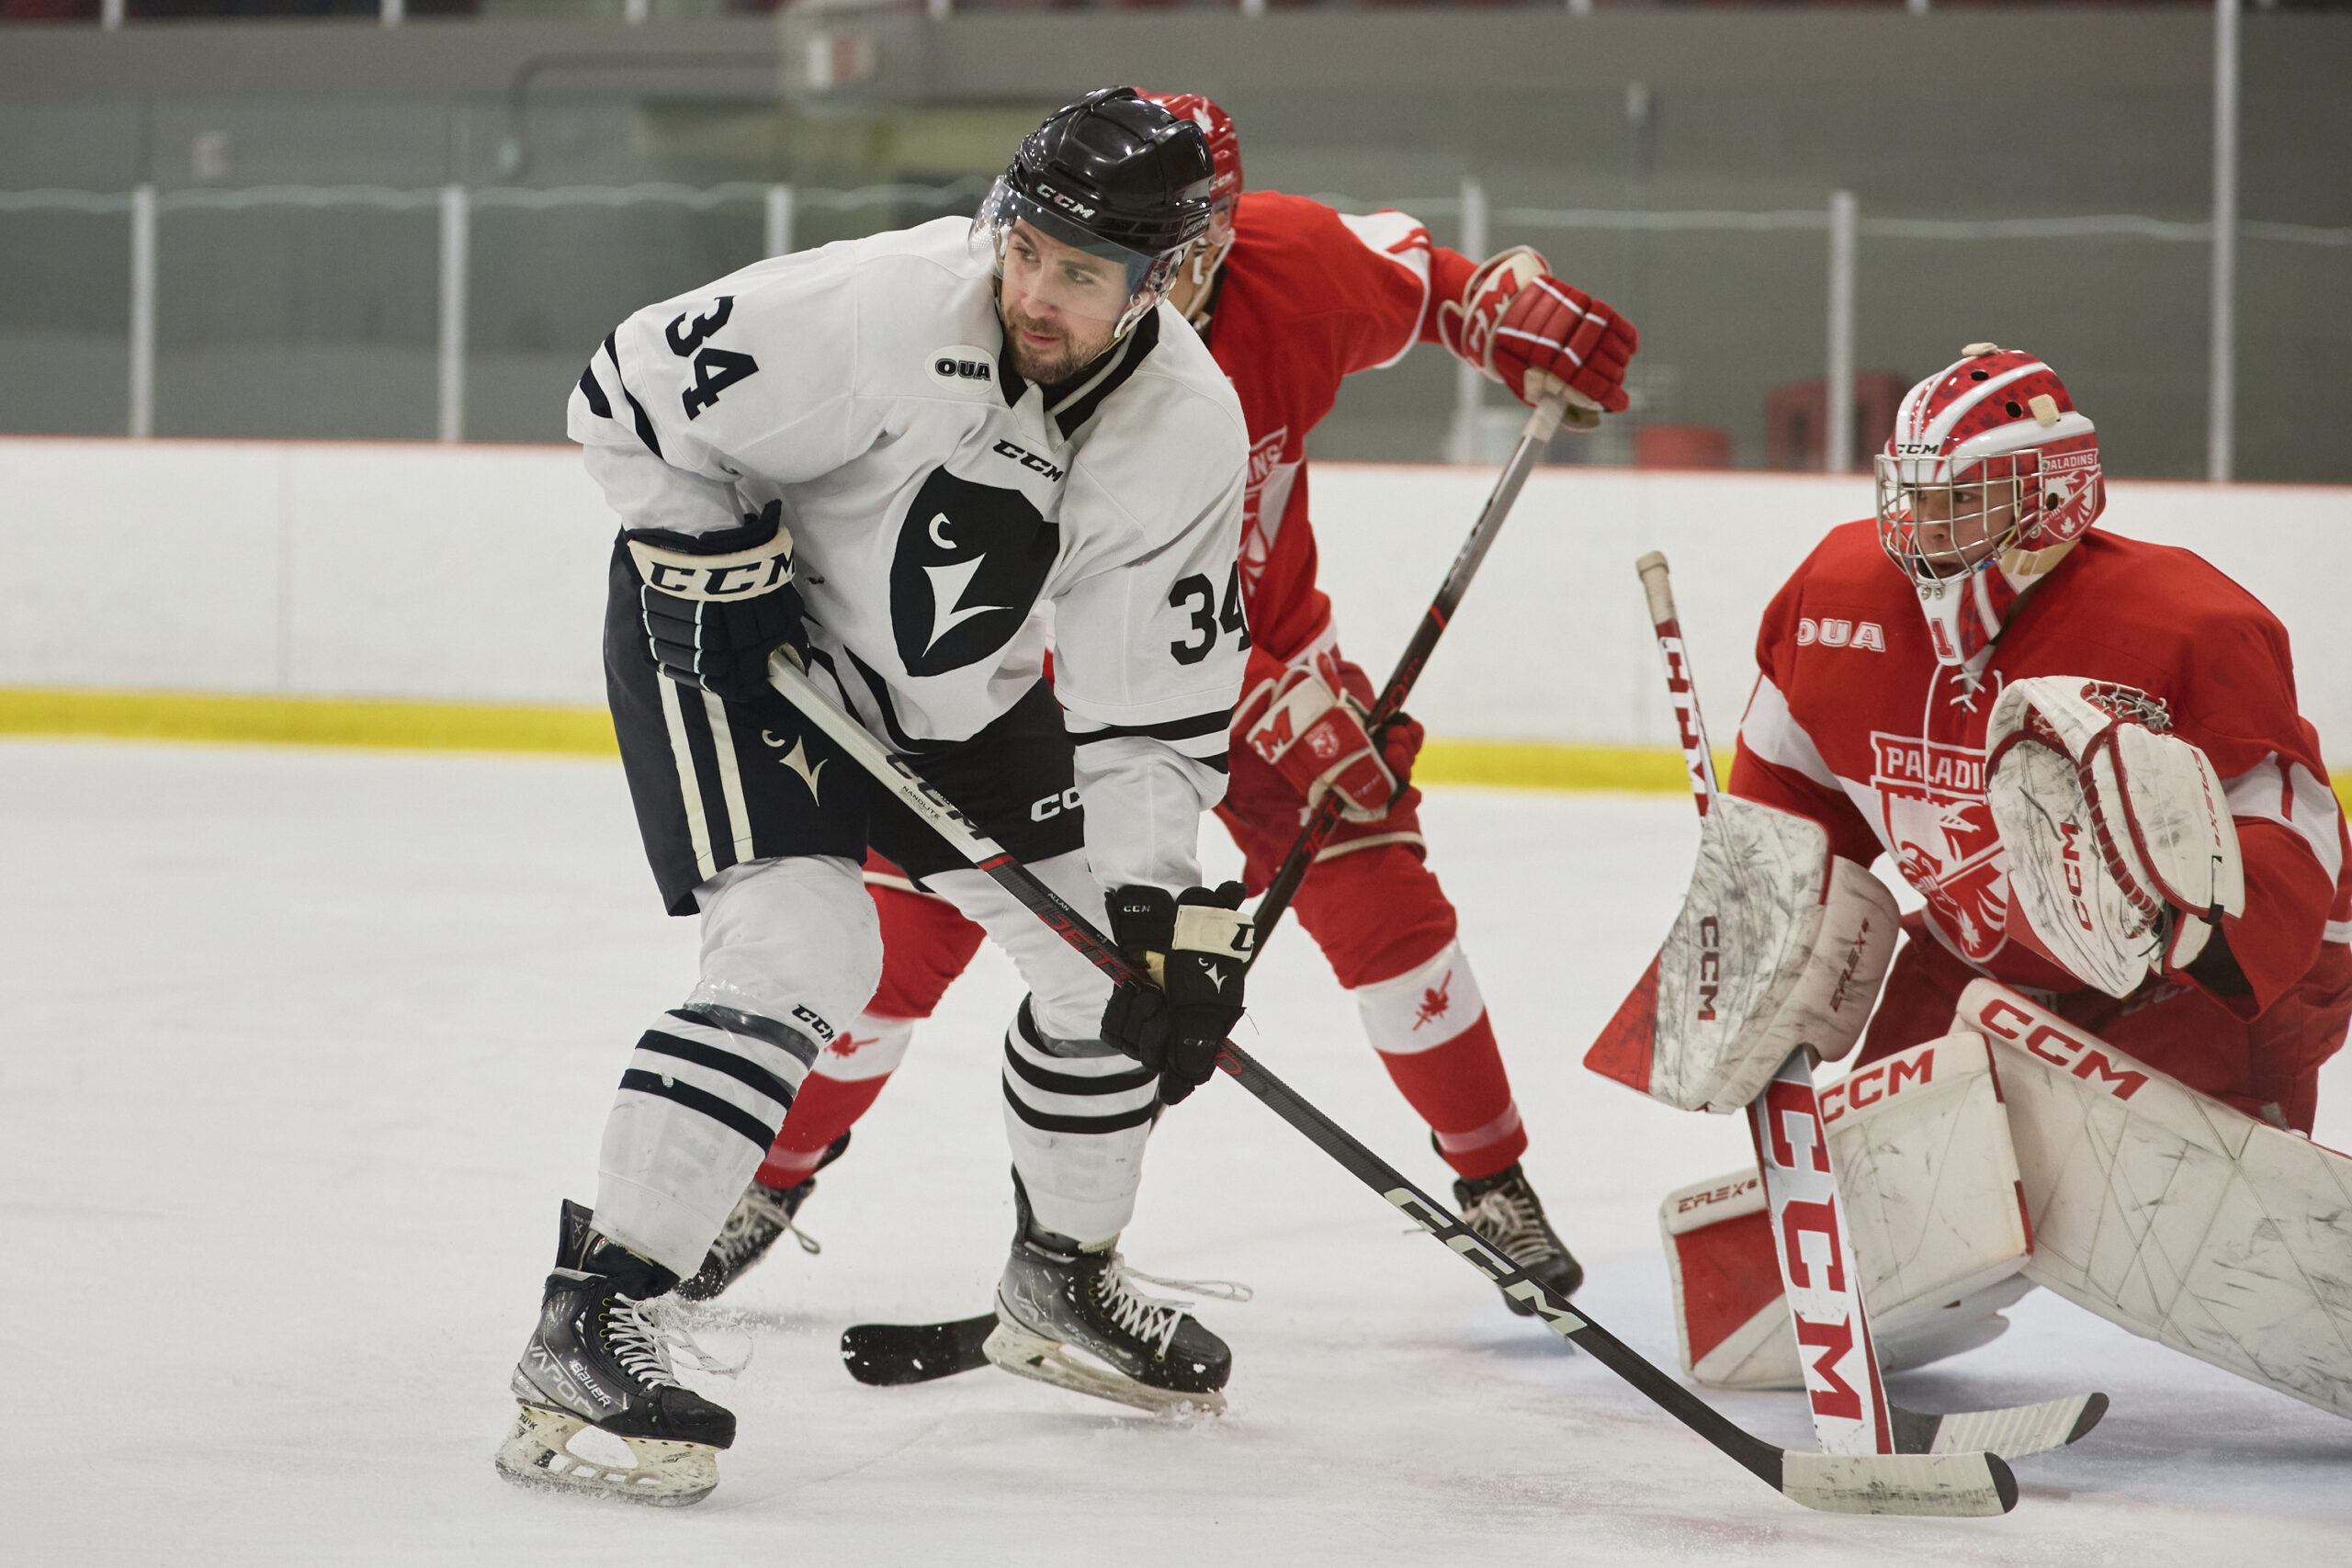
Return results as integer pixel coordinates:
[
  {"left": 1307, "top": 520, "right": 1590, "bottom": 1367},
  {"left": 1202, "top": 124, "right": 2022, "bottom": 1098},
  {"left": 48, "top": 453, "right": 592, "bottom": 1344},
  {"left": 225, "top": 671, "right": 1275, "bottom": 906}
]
[
  {"left": 1986, "top": 676, "right": 2245, "bottom": 998},
  {"left": 1956, "top": 979, "right": 2352, "bottom": 1418},
  {"left": 1662, "top": 1031, "right": 2033, "bottom": 1391},
  {"left": 1587, "top": 795, "right": 1898, "bottom": 1113}
]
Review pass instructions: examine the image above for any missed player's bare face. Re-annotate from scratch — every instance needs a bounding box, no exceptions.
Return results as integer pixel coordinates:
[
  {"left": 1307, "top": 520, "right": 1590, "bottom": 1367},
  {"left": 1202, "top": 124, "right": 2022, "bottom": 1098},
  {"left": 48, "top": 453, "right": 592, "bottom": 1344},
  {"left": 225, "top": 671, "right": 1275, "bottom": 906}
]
[
  {"left": 1909, "top": 482, "right": 2019, "bottom": 575},
  {"left": 997, "top": 222, "right": 1126, "bottom": 384}
]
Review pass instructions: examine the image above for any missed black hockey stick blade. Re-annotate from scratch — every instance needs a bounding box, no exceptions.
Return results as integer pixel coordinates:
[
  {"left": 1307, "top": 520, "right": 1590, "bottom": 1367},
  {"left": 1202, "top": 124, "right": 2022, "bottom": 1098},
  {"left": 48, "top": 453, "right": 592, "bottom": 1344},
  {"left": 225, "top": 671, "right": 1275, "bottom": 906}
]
[{"left": 842, "top": 1313, "right": 997, "bottom": 1386}]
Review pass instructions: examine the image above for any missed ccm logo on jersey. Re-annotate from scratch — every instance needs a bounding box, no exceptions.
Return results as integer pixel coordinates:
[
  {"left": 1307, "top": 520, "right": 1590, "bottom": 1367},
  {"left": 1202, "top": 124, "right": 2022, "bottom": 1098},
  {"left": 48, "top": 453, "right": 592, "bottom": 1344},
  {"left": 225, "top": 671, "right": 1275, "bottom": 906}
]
[
  {"left": 1029, "top": 786, "right": 1083, "bottom": 822},
  {"left": 790, "top": 1004, "right": 837, "bottom": 1044},
  {"left": 1795, "top": 617, "right": 1886, "bottom": 651},
  {"left": 1971, "top": 998, "right": 2150, "bottom": 1100},
  {"left": 993, "top": 438, "right": 1065, "bottom": 482},
  {"left": 928, "top": 346, "right": 996, "bottom": 389}
]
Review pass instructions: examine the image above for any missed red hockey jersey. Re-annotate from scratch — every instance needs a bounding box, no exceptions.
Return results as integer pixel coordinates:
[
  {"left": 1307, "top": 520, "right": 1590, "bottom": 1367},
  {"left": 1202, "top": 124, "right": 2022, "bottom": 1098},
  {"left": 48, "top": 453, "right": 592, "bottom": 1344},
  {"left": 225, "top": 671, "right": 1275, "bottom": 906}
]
[
  {"left": 1204, "top": 190, "right": 1476, "bottom": 682},
  {"left": 1730, "top": 521, "right": 2351, "bottom": 1018}
]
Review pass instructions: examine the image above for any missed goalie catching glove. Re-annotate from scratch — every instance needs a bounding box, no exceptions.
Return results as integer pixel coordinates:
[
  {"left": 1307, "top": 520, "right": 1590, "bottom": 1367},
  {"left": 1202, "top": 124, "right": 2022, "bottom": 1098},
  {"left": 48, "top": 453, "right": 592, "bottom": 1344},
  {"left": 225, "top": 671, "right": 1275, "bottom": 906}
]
[
  {"left": 1985, "top": 677, "right": 2245, "bottom": 999},
  {"left": 625, "top": 499, "right": 810, "bottom": 703},
  {"left": 1586, "top": 795, "right": 1898, "bottom": 1113},
  {"left": 1437, "top": 245, "right": 1637, "bottom": 430},
  {"left": 1101, "top": 883, "right": 1255, "bottom": 1106},
  {"left": 1238, "top": 660, "right": 1421, "bottom": 821}
]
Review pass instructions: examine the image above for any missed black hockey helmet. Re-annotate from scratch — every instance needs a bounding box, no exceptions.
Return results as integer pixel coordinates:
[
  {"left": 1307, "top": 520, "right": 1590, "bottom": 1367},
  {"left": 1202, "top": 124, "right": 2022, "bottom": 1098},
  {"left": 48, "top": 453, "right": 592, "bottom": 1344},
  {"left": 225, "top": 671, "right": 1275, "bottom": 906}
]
[{"left": 977, "top": 87, "right": 1216, "bottom": 335}]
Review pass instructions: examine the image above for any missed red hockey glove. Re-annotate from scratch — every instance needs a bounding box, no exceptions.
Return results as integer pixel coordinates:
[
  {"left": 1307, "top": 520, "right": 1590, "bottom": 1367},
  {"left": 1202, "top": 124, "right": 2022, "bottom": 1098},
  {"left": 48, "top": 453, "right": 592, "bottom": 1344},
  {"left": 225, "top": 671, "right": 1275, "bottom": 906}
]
[
  {"left": 1238, "top": 664, "right": 1411, "bottom": 821},
  {"left": 1438, "top": 246, "right": 1637, "bottom": 424}
]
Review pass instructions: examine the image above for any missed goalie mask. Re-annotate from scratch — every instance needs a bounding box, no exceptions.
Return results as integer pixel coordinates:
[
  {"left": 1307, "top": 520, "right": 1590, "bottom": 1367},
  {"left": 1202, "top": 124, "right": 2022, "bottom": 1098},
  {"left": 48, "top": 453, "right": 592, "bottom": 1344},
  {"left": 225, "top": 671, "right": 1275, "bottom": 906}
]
[
  {"left": 1876, "top": 345, "right": 2105, "bottom": 669},
  {"left": 976, "top": 86, "right": 1216, "bottom": 341}
]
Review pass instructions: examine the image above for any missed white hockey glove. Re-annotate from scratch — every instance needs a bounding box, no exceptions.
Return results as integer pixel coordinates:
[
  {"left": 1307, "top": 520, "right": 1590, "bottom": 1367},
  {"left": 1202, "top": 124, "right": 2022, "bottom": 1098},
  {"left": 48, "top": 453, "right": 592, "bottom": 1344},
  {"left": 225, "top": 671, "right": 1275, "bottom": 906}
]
[
  {"left": 625, "top": 499, "right": 808, "bottom": 703},
  {"left": 1586, "top": 795, "right": 1899, "bottom": 1113},
  {"left": 1985, "top": 677, "right": 2245, "bottom": 999}
]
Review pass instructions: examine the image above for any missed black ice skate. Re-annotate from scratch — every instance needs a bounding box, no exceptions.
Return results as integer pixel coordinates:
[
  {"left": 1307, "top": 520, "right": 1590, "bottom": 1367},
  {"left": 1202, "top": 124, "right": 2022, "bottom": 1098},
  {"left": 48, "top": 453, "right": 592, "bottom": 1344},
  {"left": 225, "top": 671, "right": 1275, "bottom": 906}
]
[
  {"left": 1453, "top": 1162, "right": 1585, "bottom": 1316},
  {"left": 985, "top": 1181, "right": 1239, "bottom": 1416},
  {"left": 675, "top": 1132, "right": 849, "bottom": 1302},
  {"left": 494, "top": 1200, "right": 737, "bottom": 1506}
]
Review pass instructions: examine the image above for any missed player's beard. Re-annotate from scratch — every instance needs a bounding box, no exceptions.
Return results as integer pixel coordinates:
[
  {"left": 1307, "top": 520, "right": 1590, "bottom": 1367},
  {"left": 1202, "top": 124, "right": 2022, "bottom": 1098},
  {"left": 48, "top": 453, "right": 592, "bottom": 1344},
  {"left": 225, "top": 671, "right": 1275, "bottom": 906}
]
[{"left": 999, "top": 302, "right": 1114, "bottom": 387}]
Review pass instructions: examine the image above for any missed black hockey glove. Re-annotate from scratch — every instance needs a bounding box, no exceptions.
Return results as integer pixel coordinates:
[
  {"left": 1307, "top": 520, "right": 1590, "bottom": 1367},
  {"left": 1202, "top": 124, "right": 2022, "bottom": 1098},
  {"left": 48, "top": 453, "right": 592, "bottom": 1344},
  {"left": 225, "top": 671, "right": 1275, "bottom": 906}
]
[
  {"left": 1100, "top": 882, "right": 1254, "bottom": 1107},
  {"left": 625, "top": 499, "right": 810, "bottom": 703}
]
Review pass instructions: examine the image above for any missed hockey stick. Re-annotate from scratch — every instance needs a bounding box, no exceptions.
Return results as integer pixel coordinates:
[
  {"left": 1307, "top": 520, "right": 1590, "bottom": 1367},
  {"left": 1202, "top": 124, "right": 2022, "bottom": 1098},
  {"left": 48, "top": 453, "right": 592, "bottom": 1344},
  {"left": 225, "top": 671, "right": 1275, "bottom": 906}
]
[
  {"left": 770, "top": 653, "right": 2018, "bottom": 1517},
  {"left": 845, "top": 393, "right": 1566, "bottom": 1386},
  {"left": 1634, "top": 550, "right": 2103, "bottom": 1464},
  {"left": 1246, "top": 390, "right": 1568, "bottom": 947}
]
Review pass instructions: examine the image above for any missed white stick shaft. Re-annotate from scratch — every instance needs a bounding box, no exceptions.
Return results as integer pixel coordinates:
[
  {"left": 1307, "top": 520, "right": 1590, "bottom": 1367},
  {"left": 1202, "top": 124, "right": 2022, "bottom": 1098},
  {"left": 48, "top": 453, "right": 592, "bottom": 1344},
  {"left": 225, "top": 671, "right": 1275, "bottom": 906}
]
[
  {"left": 1634, "top": 551, "right": 1896, "bottom": 1458},
  {"left": 1634, "top": 551, "right": 1719, "bottom": 813}
]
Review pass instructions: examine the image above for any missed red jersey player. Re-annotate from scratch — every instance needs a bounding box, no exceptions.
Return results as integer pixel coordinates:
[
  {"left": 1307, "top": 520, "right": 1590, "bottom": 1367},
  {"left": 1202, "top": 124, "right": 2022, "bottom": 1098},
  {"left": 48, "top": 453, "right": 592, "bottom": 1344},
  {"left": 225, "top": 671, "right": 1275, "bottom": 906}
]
[
  {"left": 677, "top": 91, "right": 1639, "bottom": 1316},
  {"left": 1732, "top": 344, "right": 2352, "bottom": 1128}
]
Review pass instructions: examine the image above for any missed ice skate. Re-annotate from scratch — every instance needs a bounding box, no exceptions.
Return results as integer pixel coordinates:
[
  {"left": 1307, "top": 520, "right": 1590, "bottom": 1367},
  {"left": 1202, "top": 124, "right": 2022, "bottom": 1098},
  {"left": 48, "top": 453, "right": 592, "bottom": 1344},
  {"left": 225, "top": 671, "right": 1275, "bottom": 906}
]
[
  {"left": 986, "top": 1183, "right": 1238, "bottom": 1416},
  {"left": 675, "top": 1133, "right": 848, "bottom": 1302},
  {"left": 494, "top": 1200, "right": 737, "bottom": 1506},
  {"left": 1454, "top": 1162, "right": 1584, "bottom": 1315}
]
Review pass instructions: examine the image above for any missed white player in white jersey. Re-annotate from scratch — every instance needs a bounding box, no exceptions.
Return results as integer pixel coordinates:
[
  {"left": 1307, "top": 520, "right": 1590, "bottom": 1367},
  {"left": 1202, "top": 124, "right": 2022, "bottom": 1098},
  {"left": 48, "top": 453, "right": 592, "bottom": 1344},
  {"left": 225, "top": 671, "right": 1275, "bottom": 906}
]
[{"left": 495, "top": 89, "right": 1257, "bottom": 1506}]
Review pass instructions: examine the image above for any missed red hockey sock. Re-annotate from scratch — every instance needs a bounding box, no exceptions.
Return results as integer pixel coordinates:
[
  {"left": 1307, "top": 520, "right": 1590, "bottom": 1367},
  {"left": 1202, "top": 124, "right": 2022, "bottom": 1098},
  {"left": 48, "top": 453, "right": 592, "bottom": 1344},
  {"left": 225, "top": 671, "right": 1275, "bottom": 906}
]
[
  {"left": 755, "top": 1013, "right": 914, "bottom": 1188},
  {"left": 759, "top": 1068, "right": 890, "bottom": 1188},
  {"left": 1356, "top": 942, "right": 1526, "bottom": 1180}
]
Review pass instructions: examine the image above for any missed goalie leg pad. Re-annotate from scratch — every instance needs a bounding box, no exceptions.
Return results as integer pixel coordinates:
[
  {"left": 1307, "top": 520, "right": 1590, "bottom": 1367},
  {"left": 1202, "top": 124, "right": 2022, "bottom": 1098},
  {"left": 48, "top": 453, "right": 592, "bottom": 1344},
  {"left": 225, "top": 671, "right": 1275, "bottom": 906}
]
[
  {"left": 1662, "top": 1030, "right": 2032, "bottom": 1390},
  {"left": 1587, "top": 795, "right": 1898, "bottom": 1112},
  {"left": 1957, "top": 977, "right": 2352, "bottom": 1417}
]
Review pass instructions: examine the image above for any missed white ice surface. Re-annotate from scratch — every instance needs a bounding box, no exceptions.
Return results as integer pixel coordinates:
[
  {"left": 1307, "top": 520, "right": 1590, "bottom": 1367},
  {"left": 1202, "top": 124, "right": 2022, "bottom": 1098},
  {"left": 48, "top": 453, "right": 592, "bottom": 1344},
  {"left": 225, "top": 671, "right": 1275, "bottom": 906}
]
[{"left": 6, "top": 739, "right": 2351, "bottom": 1565}]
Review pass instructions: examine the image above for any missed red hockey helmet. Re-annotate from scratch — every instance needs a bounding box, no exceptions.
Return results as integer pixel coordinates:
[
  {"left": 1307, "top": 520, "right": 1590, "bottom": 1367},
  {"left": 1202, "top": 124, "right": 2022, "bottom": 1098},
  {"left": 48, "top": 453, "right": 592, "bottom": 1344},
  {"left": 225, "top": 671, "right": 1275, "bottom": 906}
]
[
  {"left": 1136, "top": 91, "right": 1242, "bottom": 211},
  {"left": 1875, "top": 344, "right": 2105, "bottom": 666}
]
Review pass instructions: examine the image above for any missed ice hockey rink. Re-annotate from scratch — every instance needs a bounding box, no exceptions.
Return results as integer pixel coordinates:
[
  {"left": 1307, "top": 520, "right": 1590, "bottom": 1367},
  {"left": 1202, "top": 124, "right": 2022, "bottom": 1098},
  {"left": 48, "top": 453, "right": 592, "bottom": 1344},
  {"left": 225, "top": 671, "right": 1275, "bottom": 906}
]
[{"left": 8, "top": 737, "right": 2351, "bottom": 1565}]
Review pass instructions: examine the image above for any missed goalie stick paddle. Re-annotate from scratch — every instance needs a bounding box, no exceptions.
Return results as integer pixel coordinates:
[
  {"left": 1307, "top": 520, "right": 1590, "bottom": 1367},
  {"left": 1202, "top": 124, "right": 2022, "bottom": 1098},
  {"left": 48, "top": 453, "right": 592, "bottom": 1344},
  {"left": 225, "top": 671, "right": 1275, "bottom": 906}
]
[
  {"left": 842, "top": 396, "right": 1566, "bottom": 1390},
  {"left": 769, "top": 654, "right": 2018, "bottom": 1517},
  {"left": 1633, "top": 550, "right": 2105, "bottom": 1466}
]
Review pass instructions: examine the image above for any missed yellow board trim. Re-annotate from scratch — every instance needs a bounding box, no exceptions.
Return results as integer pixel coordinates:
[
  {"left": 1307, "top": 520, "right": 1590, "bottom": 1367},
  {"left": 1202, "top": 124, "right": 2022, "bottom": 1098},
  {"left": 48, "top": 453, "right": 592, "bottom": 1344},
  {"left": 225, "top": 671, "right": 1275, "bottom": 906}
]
[
  {"left": 0, "top": 686, "right": 616, "bottom": 757},
  {"left": 4, "top": 687, "right": 2348, "bottom": 808}
]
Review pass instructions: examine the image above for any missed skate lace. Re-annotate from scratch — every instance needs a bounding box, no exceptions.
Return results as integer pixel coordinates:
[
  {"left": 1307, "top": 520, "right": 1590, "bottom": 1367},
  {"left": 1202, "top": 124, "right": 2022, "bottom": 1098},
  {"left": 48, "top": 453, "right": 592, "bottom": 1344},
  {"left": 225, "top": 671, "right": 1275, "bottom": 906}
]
[
  {"left": 605, "top": 1292, "right": 752, "bottom": 1390},
  {"left": 717, "top": 1183, "right": 820, "bottom": 1260},
  {"left": 1095, "top": 1259, "right": 1252, "bottom": 1359},
  {"left": 1462, "top": 1187, "right": 1557, "bottom": 1264}
]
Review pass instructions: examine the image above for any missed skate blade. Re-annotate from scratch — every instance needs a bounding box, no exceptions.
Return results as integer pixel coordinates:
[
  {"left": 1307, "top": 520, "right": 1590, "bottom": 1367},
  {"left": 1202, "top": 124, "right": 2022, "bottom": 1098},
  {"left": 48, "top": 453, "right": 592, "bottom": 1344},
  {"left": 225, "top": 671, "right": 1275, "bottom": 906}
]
[
  {"left": 982, "top": 1325, "right": 1226, "bottom": 1416},
  {"left": 492, "top": 1402, "right": 719, "bottom": 1506}
]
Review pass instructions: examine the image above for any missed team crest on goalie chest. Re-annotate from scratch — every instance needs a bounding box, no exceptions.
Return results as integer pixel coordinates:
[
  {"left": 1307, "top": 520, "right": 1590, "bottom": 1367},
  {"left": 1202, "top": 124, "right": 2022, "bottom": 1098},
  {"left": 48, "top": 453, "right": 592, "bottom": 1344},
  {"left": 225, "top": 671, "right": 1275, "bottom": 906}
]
[{"left": 1869, "top": 730, "right": 2010, "bottom": 962}]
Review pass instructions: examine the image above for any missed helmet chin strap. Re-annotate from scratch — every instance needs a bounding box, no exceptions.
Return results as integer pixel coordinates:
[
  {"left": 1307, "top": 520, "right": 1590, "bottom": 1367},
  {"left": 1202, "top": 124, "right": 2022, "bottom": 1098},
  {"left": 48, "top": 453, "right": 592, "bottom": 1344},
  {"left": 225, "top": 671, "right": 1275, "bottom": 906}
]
[{"left": 1178, "top": 233, "right": 1234, "bottom": 330}]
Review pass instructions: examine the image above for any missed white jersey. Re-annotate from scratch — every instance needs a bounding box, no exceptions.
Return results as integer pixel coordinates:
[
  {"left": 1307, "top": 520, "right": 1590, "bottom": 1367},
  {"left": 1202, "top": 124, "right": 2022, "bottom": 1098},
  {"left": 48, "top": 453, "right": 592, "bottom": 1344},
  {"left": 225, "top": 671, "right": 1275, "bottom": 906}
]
[{"left": 569, "top": 217, "right": 1250, "bottom": 893}]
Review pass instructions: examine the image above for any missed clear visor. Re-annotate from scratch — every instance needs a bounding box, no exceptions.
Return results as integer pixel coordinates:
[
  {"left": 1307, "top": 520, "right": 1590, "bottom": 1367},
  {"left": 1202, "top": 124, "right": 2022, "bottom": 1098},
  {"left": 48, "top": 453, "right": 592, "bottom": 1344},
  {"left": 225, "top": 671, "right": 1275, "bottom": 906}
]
[
  {"left": 974, "top": 175, "right": 1186, "bottom": 333},
  {"left": 1874, "top": 450, "right": 2038, "bottom": 581}
]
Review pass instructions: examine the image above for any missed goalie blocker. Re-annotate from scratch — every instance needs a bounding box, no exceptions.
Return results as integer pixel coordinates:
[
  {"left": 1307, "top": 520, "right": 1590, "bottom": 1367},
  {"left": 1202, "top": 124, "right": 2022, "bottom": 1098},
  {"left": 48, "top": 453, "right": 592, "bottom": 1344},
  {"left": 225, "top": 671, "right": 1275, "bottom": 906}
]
[
  {"left": 1585, "top": 795, "right": 1897, "bottom": 1113},
  {"left": 1669, "top": 977, "right": 2352, "bottom": 1421}
]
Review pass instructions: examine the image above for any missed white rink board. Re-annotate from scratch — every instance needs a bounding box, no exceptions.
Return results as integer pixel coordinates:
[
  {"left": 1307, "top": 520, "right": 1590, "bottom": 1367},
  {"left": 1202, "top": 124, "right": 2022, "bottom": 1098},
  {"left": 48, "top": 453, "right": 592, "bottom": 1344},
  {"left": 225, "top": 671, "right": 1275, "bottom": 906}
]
[{"left": 6, "top": 435, "right": 2350, "bottom": 753}]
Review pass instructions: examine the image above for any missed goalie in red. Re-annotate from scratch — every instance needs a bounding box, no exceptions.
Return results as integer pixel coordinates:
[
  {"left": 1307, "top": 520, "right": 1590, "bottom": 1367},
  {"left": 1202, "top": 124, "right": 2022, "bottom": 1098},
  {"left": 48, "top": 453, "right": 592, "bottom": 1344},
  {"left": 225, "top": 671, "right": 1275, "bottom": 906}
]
[
  {"left": 1736, "top": 344, "right": 2350, "bottom": 1125},
  {"left": 1596, "top": 344, "right": 2352, "bottom": 1420},
  {"left": 677, "top": 91, "right": 1638, "bottom": 1319}
]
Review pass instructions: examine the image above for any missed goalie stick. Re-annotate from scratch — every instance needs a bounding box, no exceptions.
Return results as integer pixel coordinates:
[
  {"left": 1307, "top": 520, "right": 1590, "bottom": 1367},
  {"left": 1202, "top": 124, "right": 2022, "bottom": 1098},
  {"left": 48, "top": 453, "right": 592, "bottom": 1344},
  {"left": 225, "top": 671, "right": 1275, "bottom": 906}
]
[
  {"left": 769, "top": 652, "right": 2018, "bottom": 1517},
  {"left": 1634, "top": 550, "right": 2104, "bottom": 1465},
  {"left": 842, "top": 393, "right": 1565, "bottom": 1387}
]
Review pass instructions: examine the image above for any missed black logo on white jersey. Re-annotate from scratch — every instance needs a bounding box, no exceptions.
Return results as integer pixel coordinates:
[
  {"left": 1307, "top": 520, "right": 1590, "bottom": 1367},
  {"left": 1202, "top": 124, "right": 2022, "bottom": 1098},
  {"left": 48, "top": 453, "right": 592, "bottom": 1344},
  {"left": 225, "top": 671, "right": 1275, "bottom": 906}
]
[{"left": 889, "top": 468, "right": 1057, "bottom": 678}]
